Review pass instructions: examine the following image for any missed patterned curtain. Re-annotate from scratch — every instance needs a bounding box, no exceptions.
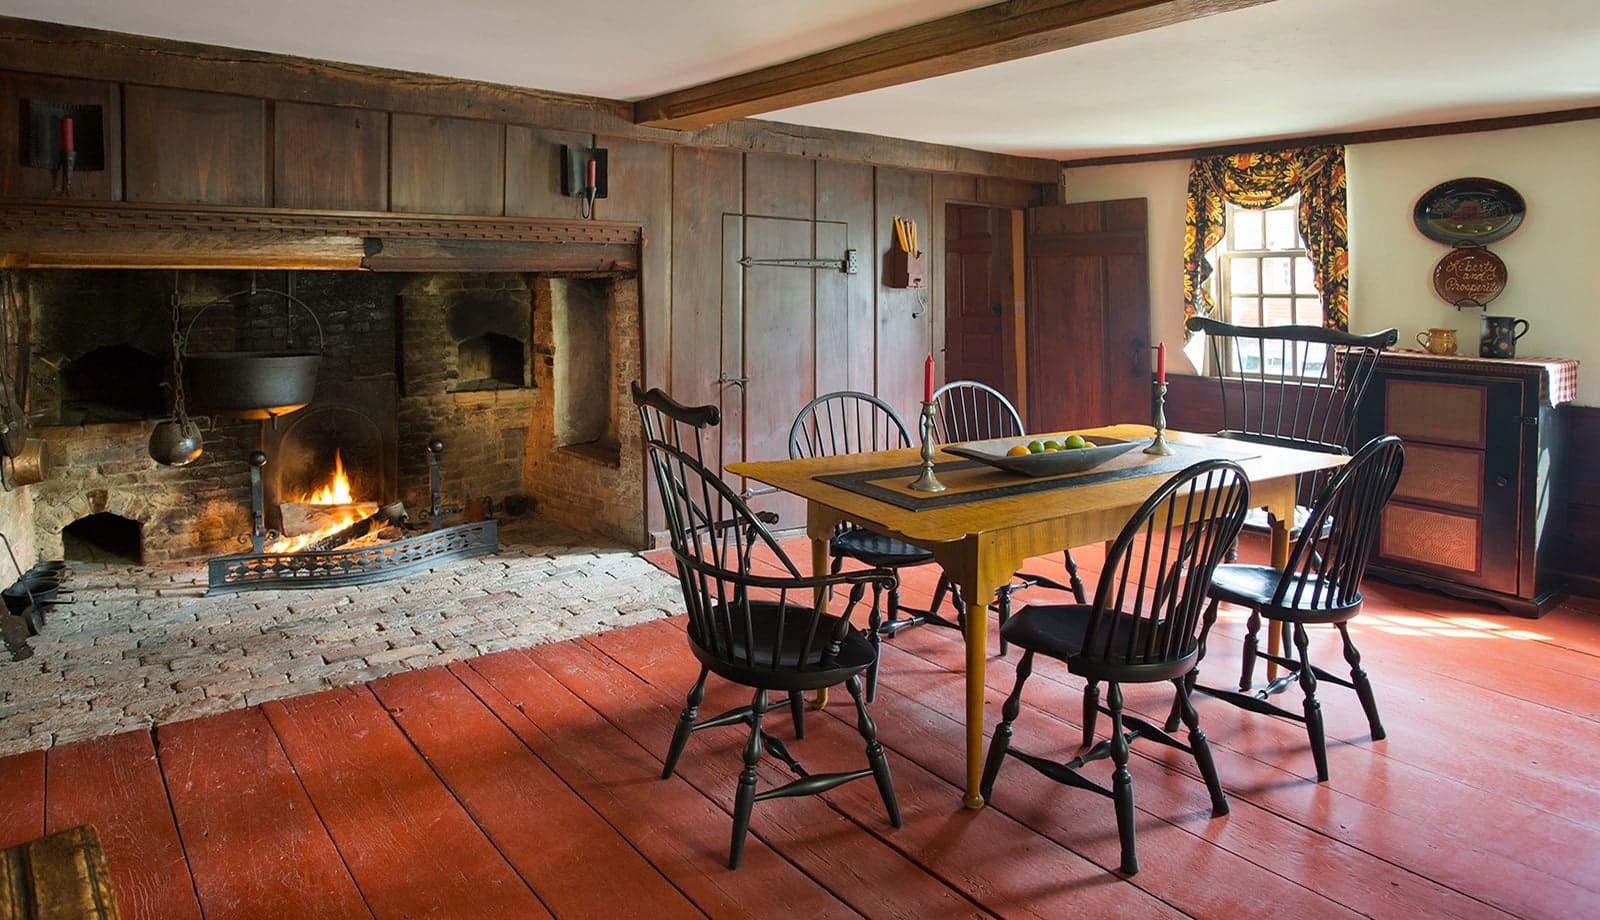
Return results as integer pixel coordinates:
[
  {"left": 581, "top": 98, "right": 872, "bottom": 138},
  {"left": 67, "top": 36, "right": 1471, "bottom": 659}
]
[{"left": 1183, "top": 145, "right": 1348, "bottom": 330}]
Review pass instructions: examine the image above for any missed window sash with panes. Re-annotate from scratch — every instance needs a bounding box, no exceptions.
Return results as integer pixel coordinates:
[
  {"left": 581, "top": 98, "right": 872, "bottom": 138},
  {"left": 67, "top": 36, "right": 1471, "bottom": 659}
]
[{"left": 1206, "top": 194, "right": 1328, "bottom": 378}]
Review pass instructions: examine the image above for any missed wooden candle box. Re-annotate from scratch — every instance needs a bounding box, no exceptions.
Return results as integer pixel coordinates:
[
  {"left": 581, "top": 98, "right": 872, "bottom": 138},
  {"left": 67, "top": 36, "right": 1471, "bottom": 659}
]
[{"left": 886, "top": 250, "right": 925, "bottom": 289}]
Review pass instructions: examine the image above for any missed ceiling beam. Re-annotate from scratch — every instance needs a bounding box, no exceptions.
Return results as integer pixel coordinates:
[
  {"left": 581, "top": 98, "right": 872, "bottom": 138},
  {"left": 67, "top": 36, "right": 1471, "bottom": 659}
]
[{"left": 634, "top": 0, "right": 1276, "bottom": 130}]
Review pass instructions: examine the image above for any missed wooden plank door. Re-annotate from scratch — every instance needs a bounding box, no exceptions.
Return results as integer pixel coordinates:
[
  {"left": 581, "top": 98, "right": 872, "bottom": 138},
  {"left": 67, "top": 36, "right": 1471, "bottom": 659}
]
[
  {"left": 1024, "top": 198, "right": 1150, "bottom": 432},
  {"left": 944, "top": 204, "right": 1013, "bottom": 397},
  {"left": 723, "top": 215, "right": 848, "bottom": 526}
]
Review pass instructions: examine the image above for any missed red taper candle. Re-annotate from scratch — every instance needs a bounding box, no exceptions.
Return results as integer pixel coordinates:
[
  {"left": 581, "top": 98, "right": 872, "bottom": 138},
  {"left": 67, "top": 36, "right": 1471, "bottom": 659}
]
[
  {"left": 924, "top": 354, "right": 934, "bottom": 403},
  {"left": 586, "top": 158, "right": 596, "bottom": 190},
  {"left": 1156, "top": 342, "right": 1166, "bottom": 384},
  {"left": 61, "top": 116, "right": 74, "bottom": 153}
]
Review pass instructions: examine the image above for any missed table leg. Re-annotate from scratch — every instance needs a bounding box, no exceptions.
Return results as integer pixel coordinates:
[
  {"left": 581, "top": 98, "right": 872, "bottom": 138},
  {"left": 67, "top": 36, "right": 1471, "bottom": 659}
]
[
  {"left": 812, "top": 535, "right": 832, "bottom": 709},
  {"left": 962, "top": 583, "right": 986, "bottom": 809},
  {"left": 1267, "top": 515, "right": 1290, "bottom": 681}
]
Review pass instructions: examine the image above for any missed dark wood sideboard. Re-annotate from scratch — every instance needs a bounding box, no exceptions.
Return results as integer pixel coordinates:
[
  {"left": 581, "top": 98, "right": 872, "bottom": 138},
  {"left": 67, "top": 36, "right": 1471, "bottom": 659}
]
[{"left": 1355, "top": 352, "right": 1573, "bottom": 616}]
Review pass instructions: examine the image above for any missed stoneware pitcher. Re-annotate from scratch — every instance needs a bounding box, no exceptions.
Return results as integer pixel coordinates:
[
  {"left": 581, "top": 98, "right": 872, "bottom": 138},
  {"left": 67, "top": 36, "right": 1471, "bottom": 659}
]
[
  {"left": 1480, "top": 315, "right": 1529, "bottom": 358},
  {"left": 1415, "top": 327, "right": 1458, "bottom": 355}
]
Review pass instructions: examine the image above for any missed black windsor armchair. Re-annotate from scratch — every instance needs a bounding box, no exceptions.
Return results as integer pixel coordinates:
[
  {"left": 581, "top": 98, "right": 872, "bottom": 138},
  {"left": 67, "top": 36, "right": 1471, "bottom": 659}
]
[
  {"left": 980, "top": 459, "right": 1251, "bottom": 875},
  {"left": 788, "top": 390, "right": 954, "bottom": 699},
  {"left": 1184, "top": 315, "right": 1397, "bottom": 540},
  {"left": 634, "top": 382, "right": 902, "bottom": 868},
  {"left": 1177, "top": 435, "right": 1404, "bottom": 782},
  {"left": 921, "top": 380, "right": 1090, "bottom": 655}
]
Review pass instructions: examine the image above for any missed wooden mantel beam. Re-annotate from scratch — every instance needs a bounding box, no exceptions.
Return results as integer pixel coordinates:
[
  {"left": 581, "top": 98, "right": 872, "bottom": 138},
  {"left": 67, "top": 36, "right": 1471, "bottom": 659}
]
[{"left": 634, "top": 0, "right": 1276, "bottom": 130}]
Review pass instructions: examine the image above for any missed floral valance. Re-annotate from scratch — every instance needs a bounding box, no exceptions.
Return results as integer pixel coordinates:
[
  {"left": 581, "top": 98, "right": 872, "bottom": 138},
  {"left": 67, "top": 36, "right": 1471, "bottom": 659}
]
[{"left": 1182, "top": 145, "right": 1349, "bottom": 330}]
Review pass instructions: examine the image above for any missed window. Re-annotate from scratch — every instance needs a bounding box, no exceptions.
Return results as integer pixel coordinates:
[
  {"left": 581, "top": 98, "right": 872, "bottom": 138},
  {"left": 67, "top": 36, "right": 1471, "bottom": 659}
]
[{"left": 1205, "top": 194, "right": 1328, "bottom": 376}]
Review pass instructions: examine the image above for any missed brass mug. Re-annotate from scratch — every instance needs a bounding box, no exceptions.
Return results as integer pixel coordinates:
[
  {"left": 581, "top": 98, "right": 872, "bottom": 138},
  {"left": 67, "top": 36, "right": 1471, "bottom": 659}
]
[{"left": 1415, "top": 327, "right": 1457, "bottom": 355}]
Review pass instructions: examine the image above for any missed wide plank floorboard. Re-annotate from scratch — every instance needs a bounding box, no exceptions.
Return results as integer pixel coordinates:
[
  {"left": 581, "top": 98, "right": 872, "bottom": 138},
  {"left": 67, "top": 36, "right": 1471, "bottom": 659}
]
[{"left": 0, "top": 534, "right": 1592, "bottom": 919}]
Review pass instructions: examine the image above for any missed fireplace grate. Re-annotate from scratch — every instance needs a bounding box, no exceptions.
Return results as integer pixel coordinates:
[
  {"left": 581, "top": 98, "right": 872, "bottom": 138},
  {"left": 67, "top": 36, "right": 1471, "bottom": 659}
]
[{"left": 207, "top": 520, "right": 497, "bottom": 594}]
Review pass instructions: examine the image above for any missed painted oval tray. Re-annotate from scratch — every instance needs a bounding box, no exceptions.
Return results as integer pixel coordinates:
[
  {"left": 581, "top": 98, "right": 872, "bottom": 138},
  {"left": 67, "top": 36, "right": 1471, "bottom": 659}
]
[{"left": 944, "top": 436, "right": 1140, "bottom": 477}]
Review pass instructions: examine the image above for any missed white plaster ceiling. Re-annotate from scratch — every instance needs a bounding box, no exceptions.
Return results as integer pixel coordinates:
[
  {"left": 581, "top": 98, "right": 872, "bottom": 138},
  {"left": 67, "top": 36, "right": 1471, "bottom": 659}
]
[{"left": 3, "top": 0, "right": 1598, "bottom": 160}]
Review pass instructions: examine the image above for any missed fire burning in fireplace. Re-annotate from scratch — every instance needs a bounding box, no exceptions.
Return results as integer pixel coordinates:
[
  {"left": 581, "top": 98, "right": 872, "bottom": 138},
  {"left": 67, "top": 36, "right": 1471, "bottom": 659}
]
[
  {"left": 303, "top": 450, "right": 354, "bottom": 505},
  {"left": 266, "top": 450, "right": 389, "bottom": 554}
]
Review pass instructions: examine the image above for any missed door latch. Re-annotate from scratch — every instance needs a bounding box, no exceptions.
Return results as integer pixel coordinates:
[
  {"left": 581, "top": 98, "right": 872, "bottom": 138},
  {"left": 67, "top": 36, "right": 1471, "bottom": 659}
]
[{"left": 716, "top": 373, "right": 749, "bottom": 390}]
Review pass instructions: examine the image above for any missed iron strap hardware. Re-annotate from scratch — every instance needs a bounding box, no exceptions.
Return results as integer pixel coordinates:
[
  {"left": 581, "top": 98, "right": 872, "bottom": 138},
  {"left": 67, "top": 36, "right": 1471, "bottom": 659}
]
[{"left": 739, "top": 248, "right": 859, "bottom": 274}]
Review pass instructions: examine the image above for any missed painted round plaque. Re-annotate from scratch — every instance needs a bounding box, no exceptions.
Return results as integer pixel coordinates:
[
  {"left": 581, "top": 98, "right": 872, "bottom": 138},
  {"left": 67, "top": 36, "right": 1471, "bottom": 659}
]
[
  {"left": 1413, "top": 177, "right": 1526, "bottom": 244},
  {"left": 1432, "top": 247, "right": 1507, "bottom": 307}
]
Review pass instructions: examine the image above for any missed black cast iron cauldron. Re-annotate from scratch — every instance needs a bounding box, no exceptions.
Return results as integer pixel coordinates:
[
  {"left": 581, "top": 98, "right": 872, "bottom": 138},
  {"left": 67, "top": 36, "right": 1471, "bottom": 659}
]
[{"left": 181, "top": 288, "right": 324, "bottom": 420}]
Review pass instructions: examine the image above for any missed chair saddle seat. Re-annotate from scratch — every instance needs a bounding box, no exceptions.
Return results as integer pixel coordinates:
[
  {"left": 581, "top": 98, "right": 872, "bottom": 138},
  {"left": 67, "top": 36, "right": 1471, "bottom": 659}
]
[
  {"left": 692, "top": 601, "right": 877, "bottom": 692},
  {"left": 1209, "top": 564, "right": 1362, "bottom": 624},
  {"left": 1001, "top": 603, "right": 1196, "bottom": 684},
  {"left": 830, "top": 526, "right": 933, "bottom": 567}
]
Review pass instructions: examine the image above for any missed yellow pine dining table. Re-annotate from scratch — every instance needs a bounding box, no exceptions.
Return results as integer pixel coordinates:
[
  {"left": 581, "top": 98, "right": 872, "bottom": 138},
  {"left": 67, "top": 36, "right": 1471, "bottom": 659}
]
[{"left": 728, "top": 423, "right": 1349, "bottom": 809}]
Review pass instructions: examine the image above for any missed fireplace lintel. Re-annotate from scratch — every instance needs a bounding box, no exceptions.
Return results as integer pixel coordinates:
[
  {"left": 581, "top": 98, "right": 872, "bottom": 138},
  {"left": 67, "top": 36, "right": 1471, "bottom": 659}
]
[{"left": 0, "top": 201, "right": 641, "bottom": 272}]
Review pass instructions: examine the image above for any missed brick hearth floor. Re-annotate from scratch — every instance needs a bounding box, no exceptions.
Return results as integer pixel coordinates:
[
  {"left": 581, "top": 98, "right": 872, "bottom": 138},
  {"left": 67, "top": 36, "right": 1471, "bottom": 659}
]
[{"left": 0, "top": 516, "right": 681, "bottom": 756}]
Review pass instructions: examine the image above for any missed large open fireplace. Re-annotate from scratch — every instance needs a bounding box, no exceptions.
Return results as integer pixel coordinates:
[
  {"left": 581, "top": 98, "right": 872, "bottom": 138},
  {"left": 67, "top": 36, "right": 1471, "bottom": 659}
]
[{"left": 8, "top": 264, "right": 644, "bottom": 572}]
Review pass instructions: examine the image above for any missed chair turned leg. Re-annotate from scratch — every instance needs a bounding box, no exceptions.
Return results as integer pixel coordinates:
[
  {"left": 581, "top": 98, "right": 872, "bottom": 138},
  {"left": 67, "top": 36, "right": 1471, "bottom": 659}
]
[
  {"left": 995, "top": 585, "right": 1012, "bottom": 657},
  {"left": 981, "top": 650, "right": 1034, "bottom": 801},
  {"left": 1081, "top": 680, "right": 1101, "bottom": 749},
  {"left": 1239, "top": 607, "right": 1263, "bottom": 691},
  {"left": 1062, "top": 550, "right": 1088, "bottom": 605},
  {"left": 1107, "top": 683, "right": 1139, "bottom": 875},
  {"left": 1172, "top": 678, "right": 1229, "bottom": 817},
  {"left": 1338, "top": 623, "right": 1385, "bottom": 741},
  {"left": 1292, "top": 623, "right": 1329, "bottom": 782},
  {"left": 927, "top": 575, "right": 951, "bottom": 622},
  {"left": 729, "top": 689, "right": 768, "bottom": 870},
  {"left": 866, "top": 584, "right": 885, "bottom": 702},
  {"left": 662, "top": 666, "right": 709, "bottom": 779},
  {"left": 846, "top": 674, "right": 901, "bottom": 827},
  {"left": 789, "top": 690, "right": 806, "bottom": 738},
  {"left": 1167, "top": 599, "right": 1220, "bottom": 733}
]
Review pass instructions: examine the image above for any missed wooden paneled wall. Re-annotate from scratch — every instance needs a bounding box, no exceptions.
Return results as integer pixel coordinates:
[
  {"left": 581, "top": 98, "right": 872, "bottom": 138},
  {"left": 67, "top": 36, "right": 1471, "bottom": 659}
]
[{"left": 0, "top": 45, "right": 1047, "bottom": 540}]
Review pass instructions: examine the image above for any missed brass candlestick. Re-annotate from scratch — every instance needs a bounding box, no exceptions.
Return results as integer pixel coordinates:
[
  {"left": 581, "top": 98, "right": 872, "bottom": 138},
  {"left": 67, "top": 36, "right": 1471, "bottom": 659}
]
[
  {"left": 1144, "top": 381, "right": 1173, "bottom": 455},
  {"left": 909, "top": 401, "right": 946, "bottom": 492}
]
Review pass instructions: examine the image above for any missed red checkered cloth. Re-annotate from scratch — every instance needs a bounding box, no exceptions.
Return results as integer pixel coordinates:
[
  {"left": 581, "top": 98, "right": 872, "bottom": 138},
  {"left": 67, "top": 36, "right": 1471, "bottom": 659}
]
[{"left": 1390, "top": 349, "right": 1579, "bottom": 406}]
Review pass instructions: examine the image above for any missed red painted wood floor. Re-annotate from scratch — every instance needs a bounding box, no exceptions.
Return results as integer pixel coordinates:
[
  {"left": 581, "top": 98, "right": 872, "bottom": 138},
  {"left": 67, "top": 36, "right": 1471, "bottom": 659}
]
[{"left": 2, "top": 533, "right": 1597, "bottom": 919}]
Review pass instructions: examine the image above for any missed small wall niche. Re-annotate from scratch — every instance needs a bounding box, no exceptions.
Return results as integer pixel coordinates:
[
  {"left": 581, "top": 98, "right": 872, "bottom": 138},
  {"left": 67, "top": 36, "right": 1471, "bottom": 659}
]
[
  {"left": 550, "top": 276, "right": 618, "bottom": 456},
  {"left": 63, "top": 512, "right": 142, "bottom": 565}
]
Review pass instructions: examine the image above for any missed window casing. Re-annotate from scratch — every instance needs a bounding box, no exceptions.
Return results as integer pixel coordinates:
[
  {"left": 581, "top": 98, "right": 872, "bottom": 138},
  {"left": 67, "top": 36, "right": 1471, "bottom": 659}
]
[{"left": 1205, "top": 195, "right": 1328, "bottom": 378}]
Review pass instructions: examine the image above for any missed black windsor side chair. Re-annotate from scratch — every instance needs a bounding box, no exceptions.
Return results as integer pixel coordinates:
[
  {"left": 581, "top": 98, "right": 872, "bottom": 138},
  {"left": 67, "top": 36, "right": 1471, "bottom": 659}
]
[
  {"left": 980, "top": 459, "right": 1251, "bottom": 875},
  {"left": 920, "top": 380, "right": 1090, "bottom": 655},
  {"left": 633, "top": 382, "right": 902, "bottom": 869},
  {"left": 1176, "top": 435, "right": 1404, "bottom": 782},
  {"left": 788, "top": 390, "right": 955, "bottom": 699}
]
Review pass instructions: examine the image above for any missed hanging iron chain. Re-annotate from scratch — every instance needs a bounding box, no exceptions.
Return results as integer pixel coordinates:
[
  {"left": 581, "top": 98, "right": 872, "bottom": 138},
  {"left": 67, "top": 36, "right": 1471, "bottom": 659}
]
[{"left": 169, "top": 287, "right": 190, "bottom": 424}]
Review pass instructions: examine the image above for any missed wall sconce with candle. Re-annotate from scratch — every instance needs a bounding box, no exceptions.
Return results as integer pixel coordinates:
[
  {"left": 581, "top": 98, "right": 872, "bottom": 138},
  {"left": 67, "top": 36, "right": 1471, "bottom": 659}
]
[{"left": 561, "top": 145, "right": 609, "bottom": 219}]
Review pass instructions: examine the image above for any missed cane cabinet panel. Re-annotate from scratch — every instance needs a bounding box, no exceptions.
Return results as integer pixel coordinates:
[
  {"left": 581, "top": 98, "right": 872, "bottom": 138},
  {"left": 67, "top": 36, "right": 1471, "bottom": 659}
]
[{"left": 1357, "top": 354, "right": 1567, "bottom": 616}]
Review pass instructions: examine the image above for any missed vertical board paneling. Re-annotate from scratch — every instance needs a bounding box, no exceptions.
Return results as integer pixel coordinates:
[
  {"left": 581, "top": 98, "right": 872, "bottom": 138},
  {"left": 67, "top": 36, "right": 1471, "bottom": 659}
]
[
  {"left": 389, "top": 112, "right": 503, "bottom": 215},
  {"left": 874, "top": 167, "right": 932, "bottom": 417},
  {"left": 668, "top": 147, "right": 741, "bottom": 411},
  {"left": 744, "top": 152, "right": 814, "bottom": 220},
  {"left": 124, "top": 85, "right": 266, "bottom": 206},
  {"left": 817, "top": 160, "right": 876, "bottom": 394},
  {"left": 273, "top": 101, "right": 387, "bottom": 210},
  {"left": 505, "top": 125, "right": 589, "bottom": 220},
  {"left": 597, "top": 136, "right": 672, "bottom": 386},
  {"left": 600, "top": 135, "right": 675, "bottom": 537},
  {"left": 0, "top": 72, "right": 122, "bottom": 201}
]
